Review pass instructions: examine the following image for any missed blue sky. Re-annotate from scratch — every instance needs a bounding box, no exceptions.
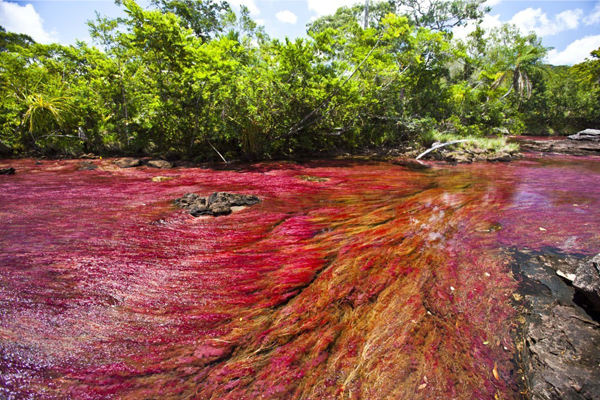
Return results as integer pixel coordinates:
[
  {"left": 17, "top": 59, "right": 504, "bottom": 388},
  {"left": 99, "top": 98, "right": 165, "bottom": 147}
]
[{"left": 1, "top": 0, "right": 599, "bottom": 65}]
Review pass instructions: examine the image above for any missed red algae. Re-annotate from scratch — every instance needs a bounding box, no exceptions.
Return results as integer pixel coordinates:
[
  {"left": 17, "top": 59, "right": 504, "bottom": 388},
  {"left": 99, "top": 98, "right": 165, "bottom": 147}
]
[{"left": 1, "top": 155, "right": 599, "bottom": 399}]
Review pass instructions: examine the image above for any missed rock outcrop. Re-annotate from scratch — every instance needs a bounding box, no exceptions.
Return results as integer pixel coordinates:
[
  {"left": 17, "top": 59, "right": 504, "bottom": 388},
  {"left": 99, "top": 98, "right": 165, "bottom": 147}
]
[
  {"left": 512, "top": 250, "right": 600, "bottom": 400},
  {"left": 0, "top": 167, "right": 15, "bottom": 175},
  {"left": 175, "top": 192, "right": 261, "bottom": 217},
  {"left": 516, "top": 130, "right": 600, "bottom": 156},
  {"left": 518, "top": 138, "right": 600, "bottom": 156},
  {"left": 431, "top": 148, "right": 521, "bottom": 163},
  {"left": 569, "top": 129, "right": 600, "bottom": 141},
  {"left": 572, "top": 254, "right": 600, "bottom": 315}
]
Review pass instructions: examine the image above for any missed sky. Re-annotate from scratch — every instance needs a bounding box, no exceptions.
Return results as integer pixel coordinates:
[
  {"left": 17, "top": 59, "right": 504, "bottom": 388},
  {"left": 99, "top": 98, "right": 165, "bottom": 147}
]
[{"left": 1, "top": 0, "right": 599, "bottom": 65}]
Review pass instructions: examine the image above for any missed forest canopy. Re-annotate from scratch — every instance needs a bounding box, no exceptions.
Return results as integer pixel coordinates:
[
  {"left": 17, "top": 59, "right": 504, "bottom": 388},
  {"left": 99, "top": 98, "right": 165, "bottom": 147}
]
[{"left": 0, "top": 0, "right": 599, "bottom": 159}]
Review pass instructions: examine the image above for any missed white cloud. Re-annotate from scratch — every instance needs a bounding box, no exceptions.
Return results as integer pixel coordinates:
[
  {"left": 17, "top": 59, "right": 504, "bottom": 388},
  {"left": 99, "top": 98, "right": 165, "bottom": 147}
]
[
  {"left": 453, "top": 13, "right": 502, "bottom": 41},
  {"left": 254, "top": 19, "right": 265, "bottom": 26},
  {"left": 307, "top": 0, "right": 359, "bottom": 17},
  {"left": 509, "top": 7, "right": 583, "bottom": 37},
  {"left": 0, "top": 0, "right": 58, "bottom": 43},
  {"left": 227, "top": 0, "right": 260, "bottom": 16},
  {"left": 276, "top": 10, "right": 298, "bottom": 25},
  {"left": 547, "top": 35, "right": 600, "bottom": 65},
  {"left": 584, "top": 2, "right": 600, "bottom": 25},
  {"left": 485, "top": 0, "right": 502, "bottom": 7}
]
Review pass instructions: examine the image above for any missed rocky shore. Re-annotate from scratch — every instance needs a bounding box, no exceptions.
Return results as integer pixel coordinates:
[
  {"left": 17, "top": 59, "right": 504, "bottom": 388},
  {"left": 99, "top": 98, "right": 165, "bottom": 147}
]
[
  {"left": 515, "top": 129, "right": 600, "bottom": 156},
  {"left": 512, "top": 249, "right": 600, "bottom": 399}
]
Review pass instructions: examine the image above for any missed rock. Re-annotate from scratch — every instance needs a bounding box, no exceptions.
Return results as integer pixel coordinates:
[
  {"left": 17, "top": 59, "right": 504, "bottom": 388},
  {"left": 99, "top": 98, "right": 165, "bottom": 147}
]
[
  {"left": 151, "top": 176, "right": 176, "bottom": 182},
  {"left": 568, "top": 129, "right": 600, "bottom": 141},
  {"left": 512, "top": 250, "right": 600, "bottom": 400},
  {"left": 487, "top": 152, "right": 513, "bottom": 162},
  {"left": 147, "top": 160, "right": 173, "bottom": 169},
  {"left": 175, "top": 192, "right": 260, "bottom": 217},
  {"left": 526, "top": 304, "right": 600, "bottom": 400},
  {"left": 175, "top": 193, "right": 201, "bottom": 207},
  {"left": 444, "top": 152, "right": 473, "bottom": 163},
  {"left": 208, "top": 202, "right": 232, "bottom": 216},
  {"left": 390, "top": 158, "right": 431, "bottom": 170},
  {"left": 517, "top": 138, "right": 600, "bottom": 156},
  {"left": 0, "top": 167, "right": 15, "bottom": 175},
  {"left": 114, "top": 158, "right": 142, "bottom": 168},
  {"left": 80, "top": 153, "right": 99, "bottom": 159},
  {"left": 298, "top": 175, "right": 330, "bottom": 182},
  {"left": 573, "top": 254, "right": 600, "bottom": 312},
  {"left": 209, "top": 192, "right": 260, "bottom": 207},
  {"left": 78, "top": 161, "right": 97, "bottom": 171}
]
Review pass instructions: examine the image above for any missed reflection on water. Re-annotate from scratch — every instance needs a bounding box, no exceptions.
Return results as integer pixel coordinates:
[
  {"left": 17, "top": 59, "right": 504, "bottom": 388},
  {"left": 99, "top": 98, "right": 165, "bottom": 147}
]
[{"left": 0, "top": 155, "right": 599, "bottom": 399}]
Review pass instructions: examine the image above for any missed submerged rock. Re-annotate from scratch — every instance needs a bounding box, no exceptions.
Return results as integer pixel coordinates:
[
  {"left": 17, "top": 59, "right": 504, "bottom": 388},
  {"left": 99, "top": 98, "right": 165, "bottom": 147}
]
[
  {"left": 147, "top": 160, "right": 173, "bottom": 169},
  {"left": 298, "top": 175, "right": 330, "bottom": 182},
  {"left": 390, "top": 158, "right": 431, "bottom": 170},
  {"left": 0, "top": 167, "right": 15, "bottom": 175},
  {"left": 78, "top": 162, "right": 98, "bottom": 171},
  {"left": 175, "top": 192, "right": 260, "bottom": 217},
  {"left": 151, "top": 176, "right": 176, "bottom": 182},
  {"left": 568, "top": 129, "right": 600, "bottom": 141},
  {"left": 114, "top": 158, "right": 142, "bottom": 168}
]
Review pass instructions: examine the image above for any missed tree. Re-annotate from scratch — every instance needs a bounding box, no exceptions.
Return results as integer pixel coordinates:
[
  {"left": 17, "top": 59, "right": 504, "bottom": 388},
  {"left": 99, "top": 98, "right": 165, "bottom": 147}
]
[
  {"left": 149, "top": 0, "right": 230, "bottom": 41},
  {"left": 0, "top": 26, "right": 35, "bottom": 52},
  {"left": 391, "top": 0, "right": 488, "bottom": 31},
  {"left": 485, "top": 25, "right": 548, "bottom": 100}
]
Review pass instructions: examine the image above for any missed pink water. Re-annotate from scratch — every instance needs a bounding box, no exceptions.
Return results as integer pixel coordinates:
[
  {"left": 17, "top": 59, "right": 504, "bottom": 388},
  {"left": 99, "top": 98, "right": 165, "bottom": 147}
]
[{"left": 1, "top": 155, "right": 599, "bottom": 399}]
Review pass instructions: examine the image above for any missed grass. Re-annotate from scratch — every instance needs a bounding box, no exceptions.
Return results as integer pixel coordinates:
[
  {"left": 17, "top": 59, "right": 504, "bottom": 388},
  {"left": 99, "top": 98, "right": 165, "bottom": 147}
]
[{"left": 420, "top": 130, "right": 520, "bottom": 154}]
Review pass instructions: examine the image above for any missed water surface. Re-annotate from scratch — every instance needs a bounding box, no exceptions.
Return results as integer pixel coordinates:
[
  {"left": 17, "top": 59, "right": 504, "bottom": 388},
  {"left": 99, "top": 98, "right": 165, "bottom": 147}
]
[{"left": 1, "top": 155, "right": 599, "bottom": 399}]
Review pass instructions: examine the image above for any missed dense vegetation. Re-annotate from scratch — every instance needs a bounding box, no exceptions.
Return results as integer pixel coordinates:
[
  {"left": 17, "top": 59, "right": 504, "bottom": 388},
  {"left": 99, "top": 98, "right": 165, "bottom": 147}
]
[{"left": 1, "top": 0, "right": 599, "bottom": 160}]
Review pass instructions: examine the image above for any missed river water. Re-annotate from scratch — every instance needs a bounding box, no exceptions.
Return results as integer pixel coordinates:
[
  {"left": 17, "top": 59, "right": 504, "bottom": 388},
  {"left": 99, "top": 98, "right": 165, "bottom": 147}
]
[{"left": 1, "top": 154, "right": 599, "bottom": 399}]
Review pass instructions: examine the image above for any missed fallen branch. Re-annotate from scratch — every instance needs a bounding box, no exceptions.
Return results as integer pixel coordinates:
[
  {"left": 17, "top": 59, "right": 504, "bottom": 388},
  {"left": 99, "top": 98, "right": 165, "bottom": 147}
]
[
  {"left": 207, "top": 140, "right": 228, "bottom": 164},
  {"left": 416, "top": 139, "right": 470, "bottom": 160}
]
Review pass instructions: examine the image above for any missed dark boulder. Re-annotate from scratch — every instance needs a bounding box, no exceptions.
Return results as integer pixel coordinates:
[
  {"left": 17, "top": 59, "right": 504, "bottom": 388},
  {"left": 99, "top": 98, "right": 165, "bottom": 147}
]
[
  {"left": 175, "top": 192, "right": 260, "bottom": 217},
  {"left": 0, "top": 167, "right": 15, "bottom": 175},
  {"left": 208, "top": 192, "right": 260, "bottom": 207},
  {"left": 114, "top": 158, "right": 142, "bottom": 168}
]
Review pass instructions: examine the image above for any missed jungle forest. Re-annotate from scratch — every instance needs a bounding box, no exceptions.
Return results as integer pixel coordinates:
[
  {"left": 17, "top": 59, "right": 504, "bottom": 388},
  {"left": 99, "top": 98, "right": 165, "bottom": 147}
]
[{"left": 1, "top": 0, "right": 599, "bottom": 160}]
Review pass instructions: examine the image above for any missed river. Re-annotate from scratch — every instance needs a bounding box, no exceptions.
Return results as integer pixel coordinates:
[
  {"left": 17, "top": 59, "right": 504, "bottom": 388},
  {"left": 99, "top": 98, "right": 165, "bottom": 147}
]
[{"left": 1, "top": 154, "right": 599, "bottom": 399}]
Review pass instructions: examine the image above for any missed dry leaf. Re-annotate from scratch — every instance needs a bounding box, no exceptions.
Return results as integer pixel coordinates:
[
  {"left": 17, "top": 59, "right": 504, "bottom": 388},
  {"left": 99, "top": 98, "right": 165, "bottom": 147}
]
[
  {"left": 492, "top": 362, "right": 499, "bottom": 380},
  {"left": 512, "top": 293, "right": 523, "bottom": 301},
  {"left": 418, "top": 383, "right": 427, "bottom": 390}
]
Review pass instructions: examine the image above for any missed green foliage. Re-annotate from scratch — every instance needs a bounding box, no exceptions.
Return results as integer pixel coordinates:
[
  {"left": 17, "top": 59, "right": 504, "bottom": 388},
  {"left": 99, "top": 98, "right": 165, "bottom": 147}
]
[{"left": 0, "top": 1, "right": 597, "bottom": 158}]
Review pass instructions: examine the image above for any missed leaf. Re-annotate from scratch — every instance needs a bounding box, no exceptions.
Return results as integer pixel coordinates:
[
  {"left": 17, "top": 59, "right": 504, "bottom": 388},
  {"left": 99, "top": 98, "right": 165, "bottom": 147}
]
[{"left": 492, "top": 362, "right": 499, "bottom": 380}]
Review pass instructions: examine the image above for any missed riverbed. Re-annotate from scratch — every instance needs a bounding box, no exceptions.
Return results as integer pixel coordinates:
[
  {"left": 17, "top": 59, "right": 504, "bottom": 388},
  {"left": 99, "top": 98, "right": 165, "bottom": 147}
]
[{"left": 1, "top": 154, "right": 599, "bottom": 399}]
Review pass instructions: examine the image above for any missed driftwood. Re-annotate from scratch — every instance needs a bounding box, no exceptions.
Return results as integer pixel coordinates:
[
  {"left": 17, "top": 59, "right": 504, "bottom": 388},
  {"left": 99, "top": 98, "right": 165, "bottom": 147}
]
[{"left": 415, "top": 140, "right": 470, "bottom": 160}]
